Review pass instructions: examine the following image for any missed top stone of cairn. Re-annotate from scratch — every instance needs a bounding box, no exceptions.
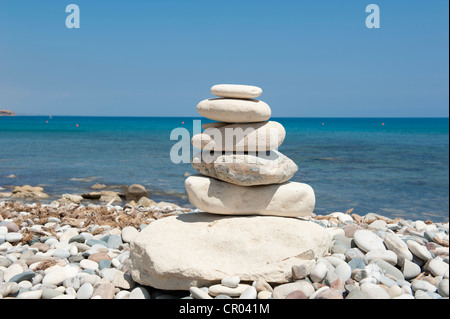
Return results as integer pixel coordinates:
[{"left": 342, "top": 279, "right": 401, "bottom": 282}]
[{"left": 211, "top": 84, "right": 262, "bottom": 99}]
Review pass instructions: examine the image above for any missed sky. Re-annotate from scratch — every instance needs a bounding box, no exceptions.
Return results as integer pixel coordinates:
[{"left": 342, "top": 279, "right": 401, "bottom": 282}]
[{"left": 0, "top": 0, "right": 448, "bottom": 117}]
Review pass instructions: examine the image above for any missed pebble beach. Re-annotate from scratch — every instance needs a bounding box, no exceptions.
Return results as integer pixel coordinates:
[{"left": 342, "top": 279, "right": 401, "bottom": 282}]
[{"left": 1, "top": 199, "right": 448, "bottom": 300}]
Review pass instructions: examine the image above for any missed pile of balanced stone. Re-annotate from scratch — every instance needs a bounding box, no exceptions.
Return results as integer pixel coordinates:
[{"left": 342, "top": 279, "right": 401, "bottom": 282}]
[
  {"left": 129, "top": 85, "right": 332, "bottom": 291},
  {"left": 186, "top": 84, "right": 315, "bottom": 217}
]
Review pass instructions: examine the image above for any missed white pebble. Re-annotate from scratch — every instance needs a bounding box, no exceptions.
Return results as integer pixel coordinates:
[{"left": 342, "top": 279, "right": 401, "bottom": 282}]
[{"left": 221, "top": 276, "right": 240, "bottom": 288}]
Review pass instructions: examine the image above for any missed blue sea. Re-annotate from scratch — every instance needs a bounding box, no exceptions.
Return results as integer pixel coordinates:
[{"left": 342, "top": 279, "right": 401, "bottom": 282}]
[{"left": 0, "top": 116, "right": 448, "bottom": 222}]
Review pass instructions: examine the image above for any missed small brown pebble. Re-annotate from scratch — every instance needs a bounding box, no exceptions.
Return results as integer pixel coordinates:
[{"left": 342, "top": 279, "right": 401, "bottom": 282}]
[
  {"left": 30, "top": 242, "right": 51, "bottom": 252},
  {"left": 88, "top": 252, "right": 111, "bottom": 263},
  {"left": 330, "top": 278, "right": 345, "bottom": 293}
]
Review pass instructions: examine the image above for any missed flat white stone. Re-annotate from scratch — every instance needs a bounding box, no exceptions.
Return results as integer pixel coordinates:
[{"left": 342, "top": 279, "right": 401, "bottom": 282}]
[
  {"left": 334, "top": 262, "right": 352, "bottom": 281},
  {"left": 197, "top": 98, "right": 271, "bottom": 123},
  {"left": 360, "top": 283, "right": 391, "bottom": 299},
  {"left": 353, "top": 230, "right": 386, "bottom": 253},
  {"left": 42, "top": 265, "right": 79, "bottom": 286},
  {"left": 191, "top": 150, "right": 298, "bottom": 186},
  {"left": 129, "top": 287, "right": 151, "bottom": 299},
  {"left": 239, "top": 286, "right": 258, "bottom": 299},
  {"left": 130, "top": 213, "right": 329, "bottom": 290},
  {"left": 209, "top": 284, "right": 250, "bottom": 297},
  {"left": 189, "top": 286, "right": 213, "bottom": 299},
  {"left": 4, "top": 232, "right": 22, "bottom": 242},
  {"left": 4, "top": 263, "right": 24, "bottom": 282},
  {"left": 310, "top": 262, "right": 328, "bottom": 283},
  {"left": 80, "top": 259, "right": 99, "bottom": 271},
  {"left": 77, "top": 283, "right": 94, "bottom": 299},
  {"left": 16, "top": 290, "right": 43, "bottom": 299},
  {"left": 427, "top": 258, "right": 449, "bottom": 277},
  {"left": 211, "top": 84, "right": 262, "bottom": 99},
  {"left": 121, "top": 226, "right": 139, "bottom": 243},
  {"left": 191, "top": 121, "right": 285, "bottom": 152},
  {"left": 383, "top": 232, "right": 413, "bottom": 264},
  {"left": 407, "top": 240, "right": 432, "bottom": 261},
  {"left": 221, "top": 276, "right": 240, "bottom": 288},
  {"left": 364, "top": 249, "right": 398, "bottom": 265},
  {"left": 185, "top": 175, "right": 315, "bottom": 218}
]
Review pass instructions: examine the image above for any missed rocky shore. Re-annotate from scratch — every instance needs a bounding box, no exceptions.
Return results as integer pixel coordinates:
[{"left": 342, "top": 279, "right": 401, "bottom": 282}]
[
  {"left": 1, "top": 200, "right": 448, "bottom": 299},
  {"left": 0, "top": 109, "right": 15, "bottom": 116}
]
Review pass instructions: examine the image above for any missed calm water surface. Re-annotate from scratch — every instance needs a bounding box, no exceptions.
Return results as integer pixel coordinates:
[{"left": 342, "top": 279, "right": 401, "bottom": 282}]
[{"left": 0, "top": 117, "right": 448, "bottom": 222}]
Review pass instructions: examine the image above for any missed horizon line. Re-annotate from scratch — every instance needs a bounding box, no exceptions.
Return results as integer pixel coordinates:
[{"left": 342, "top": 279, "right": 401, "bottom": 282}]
[{"left": 6, "top": 115, "right": 450, "bottom": 119}]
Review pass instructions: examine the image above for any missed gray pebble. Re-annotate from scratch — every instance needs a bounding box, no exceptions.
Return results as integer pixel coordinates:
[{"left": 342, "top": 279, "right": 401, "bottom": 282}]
[
  {"left": 402, "top": 259, "right": 421, "bottom": 280},
  {"left": 348, "top": 258, "right": 366, "bottom": 271},
  {"left": 41, "top": 288, "right": 63, "bottom": 299},
  {"left": 438, "top": 279, "right": 449, "bottom": 297},
  {"left": 9, "top": 270, "right": 35, "bottom": 283},
  {"left": 411, "top": 280, "right": 437, "bottom": 292},
  {"left": 99, "top": 259, "right": 112, "bottom": 270}
]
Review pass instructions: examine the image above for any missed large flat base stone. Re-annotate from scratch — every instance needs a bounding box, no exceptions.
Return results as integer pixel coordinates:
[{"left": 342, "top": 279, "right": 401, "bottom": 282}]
[{"left": 130, "top": 213, "right": 331, "bottom": 290}]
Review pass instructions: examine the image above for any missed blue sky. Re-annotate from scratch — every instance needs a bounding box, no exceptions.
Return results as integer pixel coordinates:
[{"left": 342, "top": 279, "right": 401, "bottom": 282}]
[{"left": 0, "top": 0, "right": 448, "bottom": 117}]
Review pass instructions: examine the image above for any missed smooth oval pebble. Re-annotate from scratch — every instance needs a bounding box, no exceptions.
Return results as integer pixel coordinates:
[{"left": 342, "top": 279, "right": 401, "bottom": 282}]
[
  {"left": 52, "top": 249, "right": 70, "bottom": 259},
  {"left": 402, "top": 259, "right": 421, "bottom": 279},
  {"left": 407, "top": 240, "right": 432, "bottom": 261},
  {"left": 383, "top": 233, "right": 413, "bottom": 262},
  {"left": 310, "top": 262, "right": 328, "bottom": 282},
  {"left": 239, "top": 286, "right": 257, "bottom": 299},
  {"left": 360, "top": 283, "right": 391, "bottom": 299},
  {"left": 365, "top": 249, "right": 398, "bottom": 265},
  {"left": 16, "top": 290, "right": 43, "bottom": 299},
  {"left": 121, "top": 226, "right": 139, "bottom": 243},
  {"left": 5, "top": 232, "right": 23, "bottom": 242},
  {"left": 209, "top": 284, "right": 250, "bottom": 297},
  {"left": 353, "top": 230, "right": 386, "bottom": 253},
  {"left": 211, "top": 84, "right": 262, "bottom": 99},
  {"left": 189, "top": 286, "right": 213, "bottom": 299},
  {"left": 411, "top": 280, "right": 437, "bottom": 292},
  {"left": 191, "top": 121, "right": 286, "bottom": 152},
  {"left": 129, "top": 286, "right": 151, "bottom": 299},
  {"left": 427, "top": 258, "right": 449, "bottom": 277},
  {"left": 77, "top": 283, "right": 94, "bottom": 299},
  {"left": 197, "top": 98, "right": 271, "bottom": 123},
  {"left": 9, "top": 270, "right": 36, "bottom": 283},
  {"left": 438, "top": 279, "right": 449, "bottom": 297},
  {"left": 80, "top": 259, "right": 99, "bottom": 271},
  {"left": 42, "top": 265, "right": 79, "bottom": 286},
  {"left": 221, "top": 276, "right": 240, "bottom": 288},
  {"left": 334, "top": 262, "right": 352, "bottom": 282},
  {"left": 4, "top": 263, "right": 24, "bottom": 282}
]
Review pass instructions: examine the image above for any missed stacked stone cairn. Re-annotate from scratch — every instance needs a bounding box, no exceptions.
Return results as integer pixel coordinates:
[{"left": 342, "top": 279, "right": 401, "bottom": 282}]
[
  {"left": 129, "top": 85, "right": 332, "bottom": 292},
  {"left": 186, "top": 84, "right": 315, "bottom": 217}
]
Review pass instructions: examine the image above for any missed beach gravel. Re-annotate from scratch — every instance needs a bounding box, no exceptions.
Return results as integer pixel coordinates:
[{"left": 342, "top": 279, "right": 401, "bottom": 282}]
[{"left": 0, "top": 200, "right": 448, "bottom": 299}]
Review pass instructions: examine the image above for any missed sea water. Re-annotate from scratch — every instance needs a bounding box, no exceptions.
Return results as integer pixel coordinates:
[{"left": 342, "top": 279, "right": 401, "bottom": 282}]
[{"left": 0, "top": 116, "right": 448, "bottom": 222}]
